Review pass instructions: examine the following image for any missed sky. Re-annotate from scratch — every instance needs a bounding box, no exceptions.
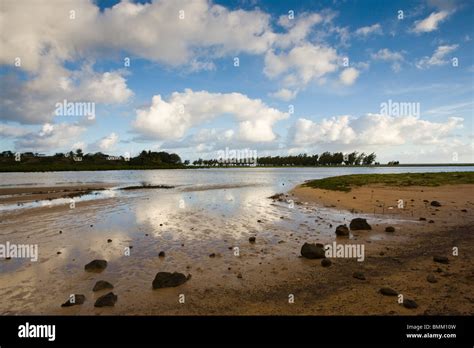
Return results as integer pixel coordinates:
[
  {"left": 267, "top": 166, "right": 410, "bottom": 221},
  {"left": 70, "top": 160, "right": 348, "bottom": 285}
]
[{"left": 0, "top": 0, "right": 473, "bottom": 163}]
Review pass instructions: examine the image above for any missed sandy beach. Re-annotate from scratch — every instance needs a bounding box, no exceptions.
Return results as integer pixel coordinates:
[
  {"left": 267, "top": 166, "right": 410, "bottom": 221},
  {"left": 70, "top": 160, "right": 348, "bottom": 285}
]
[
  {"left": 0, "top": 173, "right": 473, "bottom": 315},
  {"left": 289, "top": 183, "right": 474, "bottom": 315}
]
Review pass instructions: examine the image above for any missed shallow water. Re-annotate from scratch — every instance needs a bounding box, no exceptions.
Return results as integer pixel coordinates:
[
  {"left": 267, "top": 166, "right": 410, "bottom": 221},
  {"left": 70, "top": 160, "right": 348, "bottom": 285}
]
[
  {"left": 0, "top": 167, "right": 472, "bottom": 314},
  {"left": 1, "top": 166, "right": 473, "bottom": 212},
  {"left": 1, "top": 166, "right": 473, "bottom": 188}
]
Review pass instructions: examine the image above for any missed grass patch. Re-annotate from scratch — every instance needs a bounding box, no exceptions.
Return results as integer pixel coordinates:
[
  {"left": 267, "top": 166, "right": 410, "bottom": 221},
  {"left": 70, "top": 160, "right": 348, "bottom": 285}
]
[{"left": 303, "top": 172, "right": 474, "bottom": 192}]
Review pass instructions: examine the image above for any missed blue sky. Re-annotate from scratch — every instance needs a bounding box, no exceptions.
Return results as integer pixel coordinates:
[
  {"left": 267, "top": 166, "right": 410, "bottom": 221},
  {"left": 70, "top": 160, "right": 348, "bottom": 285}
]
[{"left": 0, "top": 0, "right": 473, "bottom": 163}]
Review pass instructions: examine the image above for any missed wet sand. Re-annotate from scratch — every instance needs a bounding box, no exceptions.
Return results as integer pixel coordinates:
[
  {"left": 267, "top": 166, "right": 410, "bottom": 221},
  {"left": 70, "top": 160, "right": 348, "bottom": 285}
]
[
  {"left": 0, "top": 182, "right": 473, "bottom": 315},
  {"left": 0, "top": 184, "right": 112, "bottom": 205}
]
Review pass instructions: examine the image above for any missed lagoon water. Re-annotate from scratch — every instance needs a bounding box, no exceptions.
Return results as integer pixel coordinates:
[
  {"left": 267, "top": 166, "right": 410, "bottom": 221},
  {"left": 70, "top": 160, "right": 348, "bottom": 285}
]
[
  {"left": 1, "top": 166, "right": 473, "bottom": 212},
  {"left": 0, "top": 166, "right": 473, "bottom": 213}
]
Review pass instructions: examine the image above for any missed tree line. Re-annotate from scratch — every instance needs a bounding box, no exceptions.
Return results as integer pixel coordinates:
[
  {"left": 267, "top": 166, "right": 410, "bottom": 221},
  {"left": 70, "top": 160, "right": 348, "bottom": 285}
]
[
  {"left": 1, "top": 149, "right": 182, "bottom": 165},
  {"left": 1, "top": 149, "right": 397, "bottom": 171},
  {"left": 258, "top": 151, "right": 377, "bottom": 166},
  {"left": 0, "top": 149, "right": 183, "bottom": 172},
  {"left": 193, "top": 151, "right": 380, "bottom": 166}
]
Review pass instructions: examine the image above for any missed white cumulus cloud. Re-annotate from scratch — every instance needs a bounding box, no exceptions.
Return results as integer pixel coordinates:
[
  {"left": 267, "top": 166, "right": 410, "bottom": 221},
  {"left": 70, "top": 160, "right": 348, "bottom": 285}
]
[
  {"left": 416, "top": 44, "right": 458, "bottom": 69},
  {"left": 0, "top": 0, "right": 277, "bottom": 125},
  {"left": 412, "top": 11, "right": 450, "bottom": 33},
  {"left": 354, "top": 23, "right": 382, "bottom": 37},
  {"left": 133, "top": 89, "right": 288, "bottom": 142},
  {"left": 371, "top": 48, "right": 405, "bottom": 72},
  {"left": 291, "top": 114, "right": 463, "bottom": 147},
  {"left": 99, "top": 133, "right": 119, "bottom": 151},
  {"left": 269, "top": 88, "right": 298, "bottom": 101},
  {"left": 13, "top": 123, "right": 86, "bottom": 152},
  {"left": 264, "top": 44, "right": 338, "bottom": 86},
  {"left": 339, "top": 67, "right": 360, "bottom": 86}
]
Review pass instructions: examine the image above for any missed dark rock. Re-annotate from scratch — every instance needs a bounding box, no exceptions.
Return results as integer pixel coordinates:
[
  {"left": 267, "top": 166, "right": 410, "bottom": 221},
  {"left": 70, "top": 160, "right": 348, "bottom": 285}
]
[
  {"left": 300, "top": 242, "right": 326, "bottom": 259},
  {"left": 419, "top": 217, "right": 426, "bottom": 221},
  {"left": 152, "top": 272, "right": 189, "bottom": 289},
  {"left": 461, "top": 209, "right": 467, "bottom": 212},
  {"left": 379, "top": 287, "right": 398, "bottom": 296},
  {"left": 430, "top": 201, "right": 441, "bottom": 207},
  {"left": 84, "top": 259, "right": 107, "bottom": 272},
  {"left": 257, "top": 220, "right": 263, "bottom": 223},
  {"left": 321, "top": 259, "right": 332, "bottom": 267},
  {"left": 59, "top": 230, "right": 62, "bottom": 234},
  {"left": 335, "top": 224, "right": 349, "bottom": 236},
  {"left": 349, "top": 218, "right": 372, "bottom": 230},
  {"left": 209, "top": 253, "right": 216, "bottom": 258},
  {"left": 237, "top": 273, "right": 243, "bottom": 279},
  {"left": 385, "top": 226, "right": 395, "bottom": 233},
  {"left": 353, "top": 272, "right": 366, "bottom": 280},
  {"left": 433, "top": 256, "right": 449, "bottom": 264},
  {"left": 426, "top": 274, "right": 438, "bottom": 283},
  {"left": 57, "top": 251, "right": 61, "bottom": 255},
  {"left": 429, "top": 220, "right": 435, "bottom": 223},
  {"left": 94, "top": 292, "right": 117, "bottom": 307},
  {"left": 93, "top": 280, "right": 114, "bottom": 292},
  {"left": 158, "top": 251, "right": 165, "bottom": 257},
  {"left": 403, "top": 299, "right": 418, "bottom": 309},
  {"left": 249, "top": 236, "right": 256, "bottom": 243},
  {"left": 107, "top": 239, "right": 112, "bottom": 243},
  {"left": 61, "top": 294, "right": 85, "bottom": 307}
]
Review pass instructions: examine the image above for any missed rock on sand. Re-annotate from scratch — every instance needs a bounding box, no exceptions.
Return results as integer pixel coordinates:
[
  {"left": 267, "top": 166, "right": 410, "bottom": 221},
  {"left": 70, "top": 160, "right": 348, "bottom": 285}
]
[
  {"left": 152, "top": 272, "right": 190, "bottom": 289},
  {"left": 84, "top": 259, "right": 107, "bottom": 272},
  {"left": 349, "top": 218, "right": 372, "bottom": 230},
  {"left": 301, "top": 242, "right": 326, "bottom": 259}
]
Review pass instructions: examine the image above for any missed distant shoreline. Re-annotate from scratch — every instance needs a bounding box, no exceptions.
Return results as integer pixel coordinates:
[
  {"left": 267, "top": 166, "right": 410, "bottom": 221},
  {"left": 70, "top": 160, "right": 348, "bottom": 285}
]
[{"left": 0, "top": 163, "right": 473, "bottom": 173}]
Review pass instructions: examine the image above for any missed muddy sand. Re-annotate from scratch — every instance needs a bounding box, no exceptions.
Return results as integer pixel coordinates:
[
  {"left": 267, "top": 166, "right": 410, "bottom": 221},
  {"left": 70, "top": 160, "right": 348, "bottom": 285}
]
[
  {"left": 0, "top": 184, "right": 112, "bottom": 205},
  {"left": 0, "top": 183, "right": 473, "bottom": 315}
]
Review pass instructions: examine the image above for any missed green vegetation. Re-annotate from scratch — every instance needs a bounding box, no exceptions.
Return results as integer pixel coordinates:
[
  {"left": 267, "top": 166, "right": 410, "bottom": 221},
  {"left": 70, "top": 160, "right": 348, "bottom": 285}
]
[
  {"left": 1, "top": 149, "right": 472, "bottom": 172},
  {"left": 303, "top": 172, "right": 474, "bottom": 192},
  {"left": 0, "top": 150, "right": 184, "bottom": 172},
  {"left": 257, "top": 151, "right": 377, "bottom": 166},
  {"left": 194, "top": 151, "right": 378, "bottom": 166}
]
